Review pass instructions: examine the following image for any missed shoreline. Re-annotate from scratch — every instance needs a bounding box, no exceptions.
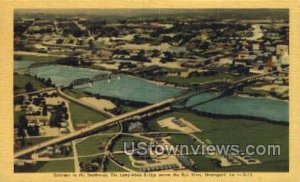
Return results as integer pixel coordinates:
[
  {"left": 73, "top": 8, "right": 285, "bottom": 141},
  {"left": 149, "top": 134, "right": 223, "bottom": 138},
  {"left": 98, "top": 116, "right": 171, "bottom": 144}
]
[
  {"left": 22, "top": 61, "right": 288, "bottom": 104},
  {"left": 236, "top": 93, "right": 289, "bottom": 103},
  {"left": 80, "top": 90, "right": 289, "bottom": 124}
]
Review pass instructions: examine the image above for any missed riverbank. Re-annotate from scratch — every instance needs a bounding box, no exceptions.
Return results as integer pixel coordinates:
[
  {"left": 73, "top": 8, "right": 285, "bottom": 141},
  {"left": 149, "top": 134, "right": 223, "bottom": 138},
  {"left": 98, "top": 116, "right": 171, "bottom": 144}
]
[
  {"left": 27, "top": 64, "right": 289, "bottom": 123},
  {"left": 144, "top": 109, "right": 288, "bottom": 172},
  {"left": 236, "top": 93, "right": 289, "bottom": 103}
]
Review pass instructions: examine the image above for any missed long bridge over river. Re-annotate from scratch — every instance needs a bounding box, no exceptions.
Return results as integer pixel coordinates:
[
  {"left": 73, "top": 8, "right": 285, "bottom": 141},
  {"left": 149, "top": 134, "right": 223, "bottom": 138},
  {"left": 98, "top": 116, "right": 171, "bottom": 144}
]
[
  {"left": 14, "top": 70, "right": 283, "bottom": 159},
  {"left": 69, "top": 73, "right": 124, "bottom": 88}
]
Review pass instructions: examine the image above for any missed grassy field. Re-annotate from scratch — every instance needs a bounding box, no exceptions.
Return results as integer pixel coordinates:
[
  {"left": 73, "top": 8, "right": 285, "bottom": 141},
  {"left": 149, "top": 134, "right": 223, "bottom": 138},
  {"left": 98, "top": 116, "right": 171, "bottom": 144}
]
[
  {"left": 144, "top": 109, "right": 289, "bottom": 172},
  {"left": 76, "top": 134, "right": 113, "bottom": 156},
  {"left": 14, "top": 74, "right": 47, "bottom": 94},
  {"left": 15, "top": 160, "right": 74, "bottom": 172},
  {"left": 15, "top": 55, "right": 62, "bottom": 62},
  {"left": 14, "top": 111, "right": 25, "bottom": 127},
  {"left": 78, "top": 154, "right": 103, "bottom": 164},
  {"left": 63, "top": 89, "right": 89, "bottom": 99},
  {"left": 63, "top": 89, "right": 141, "bottom": 114},
  {"left": 146, "top": 117, "right": 181, "bottom": 132},
  {"left": 166, "top": 133, "right": 201, "bottom": 151},
  {"left": 111, "top": 135, "right": 150, "bottom": 152},
  {"left": 236, "top": 86, "right": 269, "bottom": 97},
  {"left": 15, "top": 137, "right": 56, "bottom": 152},
  {"left": 120, "top": 105, "right": 140, "bottom": 113},
  {"left": 149, "top": 73, "right": 246, "bottom": 87},
  {"left": 113, "top": 153, "right": 138, "bottom": 171},
  {"left": 106, "top": 158, "right": 128, "bottom": 172},
  {"left": 189, "top": 155, "right": 220, "bottom": 171},
  {"left": 68, "top": 101, "right": 109, "bottom": 128},
  {"left": 99, "top": 124, "right": 121, "bottom": 133}
]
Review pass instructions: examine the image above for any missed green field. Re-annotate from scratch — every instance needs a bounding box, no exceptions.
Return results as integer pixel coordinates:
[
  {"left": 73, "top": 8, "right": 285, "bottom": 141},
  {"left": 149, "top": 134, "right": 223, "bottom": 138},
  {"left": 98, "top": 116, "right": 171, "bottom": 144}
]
[
  {"left": 76, "top": 134, "right": 113, "bottom": 156},
  {"left": 106, "top": 158, "right": 128, "bottom": 172},
  {"left": 236, "top": 86, "right": 269, "bottom": 97},
  {"left": 189, "top": 155, "right": 219, "bottom": 171},
  {"left": 149, "top": 73, "right": 246, "bottom": 87},
  {"left": 79, "top": 154, "right": 103, "bottom": 164},
  {"left": 15, "top": 160, "right": 74, "bottom": 172},
  {"left": 113, "top": 153, "right": 138, "bottom": 170},
  {"left": 120, "top": 105, "right": 140, "bottom": 113},
  {"left": 69, "top": 101, "right": 109, "bottom": 128},
  {"left": 14, "top": 74, "right": 47, "bottom": 94},
  {"left": 99, "top": 124, "right": 121, "bottom": 133},
  {"left": 64, "top": 89, "right": 141, "bottom": 114},
  {"left": 14, "top": 111, "right": 25, "bottom": 127},
  {"left": 63, "top": 89, "right": 89, "bottom": 99},
  {"left": 15, "top": 136, "right": 56, "bottom": 152},
  {"left": 146, "top": 117, "right": 180, "bottom": 132},
  {"left": 144, "top": 109, "right": 289, "bottom": 172},
  {"left": 111, "top": 135, "right": 150, "bottom": 152},
  {"left": 15, "top": 54, "right": 62, "bottom": 62},
  {"left": 167, "top": 133, "right": 201, "bottom": 151}
]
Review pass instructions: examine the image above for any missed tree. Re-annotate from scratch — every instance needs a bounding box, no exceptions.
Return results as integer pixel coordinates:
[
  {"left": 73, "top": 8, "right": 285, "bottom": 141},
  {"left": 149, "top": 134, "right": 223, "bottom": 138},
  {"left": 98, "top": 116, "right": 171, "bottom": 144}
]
[
  {"left": 42, "top": 105, "right": 48, "bottom": 116},
  {"left": 131, "top": 49, "right": 150, "bottom": 62},
  {"left": 33, "top": 124, "right": 40, "bottom": 136},
  {"left": 14, "top": 96, "right": 25, "bottom": 105},
  {"left": 88, "top": 39, "right": 96, "bottom": 50},
  {"left": 45, "top": 78, "right": 53, "bottom": 87},
  {"left": 151, "top": 49, "right": 161, "bottom": 57},
  {"left": 17, "top": 127, "right": 26, "bottom": 137},
  {"left": 18, "top": 114, "right": 28, "bottom": 129},
  {"left": 33, "top": 98, "right": 42, "bottom": 106},
  {"left": 137, "top": 49, "right": 145, "bottom": 57},
  {"left": 25, "top": 82, "right": 35, "bottom": 93},
  {"left": 161, "top": 51, "right": 174, "bottom": 62}
]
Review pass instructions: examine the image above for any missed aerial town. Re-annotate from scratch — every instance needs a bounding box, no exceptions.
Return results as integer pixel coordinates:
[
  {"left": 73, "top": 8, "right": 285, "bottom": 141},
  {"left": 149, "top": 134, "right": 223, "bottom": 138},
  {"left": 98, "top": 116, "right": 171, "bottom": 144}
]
[{"left": 13, "top": 9, "right": 289, "bottom": 172}]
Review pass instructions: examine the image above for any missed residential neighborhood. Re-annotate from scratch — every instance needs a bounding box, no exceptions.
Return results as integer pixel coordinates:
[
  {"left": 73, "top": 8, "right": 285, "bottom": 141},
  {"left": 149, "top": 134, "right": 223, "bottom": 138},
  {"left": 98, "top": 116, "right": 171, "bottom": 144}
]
[{"left": 13, "top": 9, "right": 289, "bottom": 173}]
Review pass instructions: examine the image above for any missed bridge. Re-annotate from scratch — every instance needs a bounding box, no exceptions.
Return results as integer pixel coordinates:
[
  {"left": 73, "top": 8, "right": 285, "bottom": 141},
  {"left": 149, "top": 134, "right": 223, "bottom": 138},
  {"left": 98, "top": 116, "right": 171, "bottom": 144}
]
[
  {"left": 220, "top": 70, "right": 283, "bottom": 95},
  {"left": 69, "top": 73, "right": 124, "bottom": 88},
  {"left": 14, "top": 70, "right": 282, "bottom": 159},
  {"left": 14, "top": 80, "right": 224, "bottom": 158},
  {"left": 42, "top": 43, "right": 114, "bottom": 52}
]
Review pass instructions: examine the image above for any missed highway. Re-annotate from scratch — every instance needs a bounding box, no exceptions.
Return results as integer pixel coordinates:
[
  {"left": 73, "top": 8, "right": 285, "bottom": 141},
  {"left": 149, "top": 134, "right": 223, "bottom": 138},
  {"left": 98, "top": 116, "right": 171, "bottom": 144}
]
[
  {"left": 14, "top": 80, "right": 219, "bottom": 159},
  {"left": 14, "top": 87, "right": 57, "bottom": 97},
  {"left": 14, "top": 70, "right": 282, "bottom": 159},
  {"left": 14, "top": 97, "right": 177, "bottom": 158}
]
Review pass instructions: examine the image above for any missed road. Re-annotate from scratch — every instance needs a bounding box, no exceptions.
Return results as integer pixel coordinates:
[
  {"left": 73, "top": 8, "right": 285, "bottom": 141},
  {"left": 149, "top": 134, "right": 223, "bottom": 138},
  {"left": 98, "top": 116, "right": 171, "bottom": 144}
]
[
  {"left": 14, "top": 87, "right": 57, "bottom": 97},
  {"left": 57, "top": 88, "right": 115, "bottom": 117},
  {"left": 14, "top": 51, "right": 67, "bottom": 58},
  {"left": 14, "top": 71, "right": 280, "bottom": 159},
  {"left": 14, "top": 97, "right": 176, "bottom": 158}
]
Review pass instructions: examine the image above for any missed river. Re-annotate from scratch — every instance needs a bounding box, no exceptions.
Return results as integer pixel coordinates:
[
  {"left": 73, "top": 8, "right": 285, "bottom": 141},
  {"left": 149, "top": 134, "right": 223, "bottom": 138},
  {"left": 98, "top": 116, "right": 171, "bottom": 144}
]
[
  {"left": 14, "top": 60, "right": 35, "bottom": 69},
  {"left": 27, "top": 64, "right": 289, "bottom": 123}
]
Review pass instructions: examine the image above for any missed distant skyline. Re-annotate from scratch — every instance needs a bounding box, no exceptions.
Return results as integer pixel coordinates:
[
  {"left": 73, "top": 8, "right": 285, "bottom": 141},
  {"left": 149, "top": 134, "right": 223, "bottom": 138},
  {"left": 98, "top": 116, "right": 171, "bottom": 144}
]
[{"left": 15, "top": 9, "right": 288, "bottom": 20}]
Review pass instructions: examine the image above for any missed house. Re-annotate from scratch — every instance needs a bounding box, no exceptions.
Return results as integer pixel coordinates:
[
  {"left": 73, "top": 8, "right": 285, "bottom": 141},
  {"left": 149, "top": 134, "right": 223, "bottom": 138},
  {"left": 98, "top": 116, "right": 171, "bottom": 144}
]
[
  {"left": 128, "top": 121, "right": 145, "bottom": 133},
  {"left": 218, "top": 57, "right": 234, "bottom": 65},
  {"left": 33, "top": 44, "right": 48, "bottom": 52},
  {"left": 60, "top": 128, "right": 68, "bottom": 134},
  {"left": 26, "top": 111, "right": 51, "bottom": 126},
  {"left": 252, "top": 43, "right": 260, "bottom": 51},
  {"left": 234, "top": 59, "right": 248, "bottom": 66},
  {"left": 276, "top": 44, "right": 288, "bottom": 56}
]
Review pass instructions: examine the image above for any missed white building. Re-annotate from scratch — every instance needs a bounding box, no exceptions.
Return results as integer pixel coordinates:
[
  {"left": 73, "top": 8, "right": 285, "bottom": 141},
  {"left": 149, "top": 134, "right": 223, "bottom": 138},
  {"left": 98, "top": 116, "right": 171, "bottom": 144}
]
[
  {"left": 218, "top": 57, "right": 234, "bottom": 65},
  {"left": 276, "top": 44, "right": 288, "bottom": 56}
]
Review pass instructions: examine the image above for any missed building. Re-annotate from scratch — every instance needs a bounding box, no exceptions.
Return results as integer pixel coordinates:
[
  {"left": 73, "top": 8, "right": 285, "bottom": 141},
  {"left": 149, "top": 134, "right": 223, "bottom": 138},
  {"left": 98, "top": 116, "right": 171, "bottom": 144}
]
[
  {"left": 176, "top": 156, "right": 195, "bottom": 168},
  {"left": 218, "top": 57, "right": 234, "bottom": 65},
  {"left": 276, "top": 44, "right": 288, "bottom": 56},
  {"left": 128, "top": 121, "right": 145, "bottom": 133}
]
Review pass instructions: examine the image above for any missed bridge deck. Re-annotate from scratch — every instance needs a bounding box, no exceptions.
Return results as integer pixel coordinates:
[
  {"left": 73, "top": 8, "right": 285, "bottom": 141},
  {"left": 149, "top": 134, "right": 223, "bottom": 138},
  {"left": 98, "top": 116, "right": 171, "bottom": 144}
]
[
  {"left": 14, "top": 96, "right": 176, "bottom": 158},
  {"left": 14, "top": 70, "right": 286, "bottom": 158}
]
